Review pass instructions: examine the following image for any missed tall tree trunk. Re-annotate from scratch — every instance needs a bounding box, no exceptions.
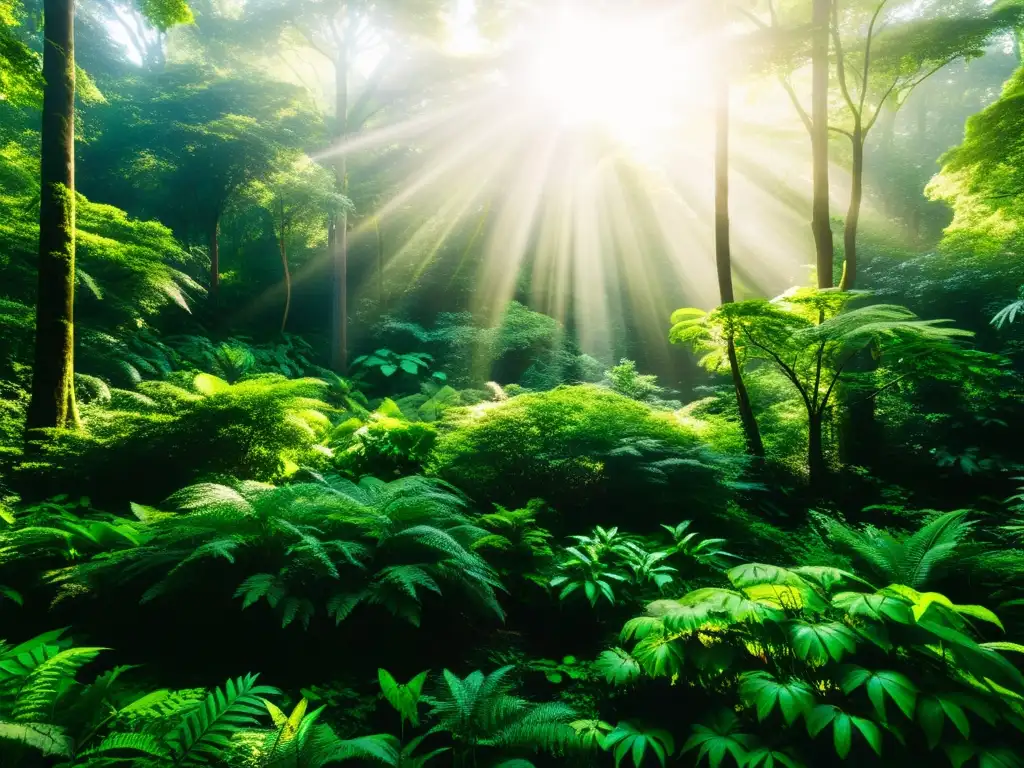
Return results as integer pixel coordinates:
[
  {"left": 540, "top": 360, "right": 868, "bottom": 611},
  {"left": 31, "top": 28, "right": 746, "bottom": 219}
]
[
  {"left": 808, "top": 410, "right": 826, "bottom": 488},
  {"left": 209, "top": 217, "right": 220, "bottom": 296},
  {"left": 839, "top": 125, "right": 863, "bottom": 291},
  {"left": 375, "top": 215, "right": 386, "bottom": 316},
  {"left": 714, "top": 48, "right": 765, "bottom": 458},
  {"left": 279, "top": 200, "right": 291, "bottom": 334},
  {"left": 330, "top": 24, "right": 350, "bottom": 373},
  {"left": 810, "top": 0, "right": 835, "bottom": 289},
  {"left": 26, "top": 0, "right": 78, "bottom": 435}
]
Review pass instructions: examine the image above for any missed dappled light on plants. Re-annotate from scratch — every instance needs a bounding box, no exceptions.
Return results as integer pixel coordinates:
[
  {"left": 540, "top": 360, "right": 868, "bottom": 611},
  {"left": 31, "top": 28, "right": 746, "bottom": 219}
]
[{"left": 3, "top": 0, "right": 1024, "bottom": 765}]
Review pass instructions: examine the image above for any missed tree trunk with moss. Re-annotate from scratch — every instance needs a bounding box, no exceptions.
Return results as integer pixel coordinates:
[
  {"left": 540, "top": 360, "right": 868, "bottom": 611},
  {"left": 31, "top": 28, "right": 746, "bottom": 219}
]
[
  {"left": 715, "top": 45, "right": 765, "bottom": 459},
  {"left": 26, "top": 0, "right": 78, "bottom": 435}
]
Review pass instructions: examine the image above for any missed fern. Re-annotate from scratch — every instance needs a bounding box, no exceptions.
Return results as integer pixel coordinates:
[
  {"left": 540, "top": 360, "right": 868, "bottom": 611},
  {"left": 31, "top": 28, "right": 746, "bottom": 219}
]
[
  {"left": 166, "top": 673, "right": 280, "bottom": 765},
  {"left": 11, "top": 646, "right": 106, "bottom": 721},
  {"left": 823, "top": 510, "right": 974, "bottom": 589}
]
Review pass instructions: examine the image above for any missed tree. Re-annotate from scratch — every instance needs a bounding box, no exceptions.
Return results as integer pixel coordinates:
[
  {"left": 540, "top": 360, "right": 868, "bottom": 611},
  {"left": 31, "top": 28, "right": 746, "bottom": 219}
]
[
  {"left": 829, "top": 0, "right": 1024, "bottom": 290},
  {"left": 712, "top": 7, "right": 765, "bottom": 457},
  {"left": 811, "top": 0, "right": 835, "bottom": 288},
  {"left": 25, "top": 0, "right": 78, "bottom": 435},
  {"left": 243, "top": 0, "right": 444, "bottom": 372},
  {"left": 671, "top": 289, "right": 972, "bottom": 486},
  {"left": 24, "top": 0, "right": 193, "bottom": 436},
  {"left": 741, "top": 0, "right": 837, "bottom": 287},
  {"left": 82, "top": 66, "right": 325, "bottom": 303},
  {"left": 251, "top": 157, "right": 349, "bottom": 332}
]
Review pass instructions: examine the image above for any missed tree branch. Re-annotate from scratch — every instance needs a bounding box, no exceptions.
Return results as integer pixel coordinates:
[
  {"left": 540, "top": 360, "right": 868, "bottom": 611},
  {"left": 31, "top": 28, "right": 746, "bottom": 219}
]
[
  {"left": 828, "top": 125, "right": 855, "bottom": 140},
  {"left": 780, "top": 76, "right": 814, "bottom": 135},
  {"left": 740, "top": 325, "right": 813, "bottom": 410},
  {"left": 830, "top": 0, "right": 860, "bottom": 119},
  {"left": 858, "top": 0, "right": 891, "bottom": 116}
]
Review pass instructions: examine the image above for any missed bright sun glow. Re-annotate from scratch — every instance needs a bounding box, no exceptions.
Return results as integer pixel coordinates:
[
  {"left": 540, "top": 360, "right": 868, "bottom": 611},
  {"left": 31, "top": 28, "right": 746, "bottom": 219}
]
[
  {"left": 524, "top": 8, "right": 707, "bottom": 146},
  {"left": 312, "top": 1, "right": 825, "bottom": 361}
]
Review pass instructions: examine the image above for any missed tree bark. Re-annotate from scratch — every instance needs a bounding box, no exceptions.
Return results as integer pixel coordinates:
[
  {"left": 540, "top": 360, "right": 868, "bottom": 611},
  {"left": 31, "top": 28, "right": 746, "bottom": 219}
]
[
  {"left": 808, "top": 410, "right": 826, "bottom": 488},
  {"left": 715, "top": 49, "right": 765, "bottom": 458},
  {"left": 26, "top": 0, "right": 78, "bottom": 436},
  {"left": 330, "top": 22, "right": 350, "bottom": 373},
  {"left": 209, "top": 217, "right": 220, "bottom": 296},
  {"left": 839, "top": 125, "right": 863, "bottom": 290},
  {"left": 279, "top": 200, "right": 291, "bottom": 334},
  {"left": 810, "top": 0, "right": 835, "bottom": 289}
]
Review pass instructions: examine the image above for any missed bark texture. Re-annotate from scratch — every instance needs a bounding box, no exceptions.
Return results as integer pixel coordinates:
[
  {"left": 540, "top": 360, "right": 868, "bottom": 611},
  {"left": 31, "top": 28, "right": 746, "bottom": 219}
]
[{"left": 26, "top": 0, "right": 78, "bottom": 435}]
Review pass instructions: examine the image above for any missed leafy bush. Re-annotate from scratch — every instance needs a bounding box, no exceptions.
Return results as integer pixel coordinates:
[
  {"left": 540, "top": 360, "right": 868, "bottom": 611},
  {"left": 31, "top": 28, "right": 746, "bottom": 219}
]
[
  {"left": 603, "top": 360, "right": 662, "bottom": 402},
  {"left": 329, "top": 398, "right": 439, "bottom": 479},
  {"left": 17, "top": 373, "right": 332, "bottom": 504},
  {"left": 42, "top": 475, "right": 504, "bottom": 630},
  {"left": 605, "top": 561, "right": 1024, "bottom": 764},
  {"left": 428, "top": 385, "right": 736, "bottom": 531},
  {"left": 377, "top": 302, "right": 603, "bottom": 390}
]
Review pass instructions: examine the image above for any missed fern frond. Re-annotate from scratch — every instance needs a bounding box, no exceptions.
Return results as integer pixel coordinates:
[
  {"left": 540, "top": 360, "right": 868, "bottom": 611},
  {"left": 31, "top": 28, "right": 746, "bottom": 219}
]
[
  {"left": 79, "top": 731, "right": 172, "bottom": 760},
  {"left": 12, "top": 646, "right": 106, "bottom": 722},
  {"left": 167, "top": 673, "right": 280, "bottom": 765}
]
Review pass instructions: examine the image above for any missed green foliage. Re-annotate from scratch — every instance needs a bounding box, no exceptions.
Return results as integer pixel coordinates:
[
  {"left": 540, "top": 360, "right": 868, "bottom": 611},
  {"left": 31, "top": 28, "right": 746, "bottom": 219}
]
[
  {"left": 328, "top": 397, "right": 438, "bottom": 478},
  {"left": 603, "top": 721, "right": 675, "bottom": 768},
  {"left": 429, "top": 385, "right": 732, "bottom": 526},
  {"left": 353, "top": 348, "right": 446, "bottom": 384},
  {"left": 603, "top": 360, "right": 662, "bottom": 402},
  {"left": 19, "top": 373, "right": 333, "bottom": 503},
  {"left": 37, "top": 474, "right": 504, "bottom": 629},
  {"left": 0, "top": 0, "right": 40, "bottom": 107},
  {"left": 428, "top": 666, "right": 578, "bottom": 759},
  {"left": 821, "top": 509, "right": 976, "bottom": 589},
  {"left": 615, "top": 558, "right": 1024, "bottom": 763},
  {"left": 378, "top": 668, "right": 428, "bottom": 730},
  {"left": 671, "top": 290, "right": 975, "bottom": 481}
]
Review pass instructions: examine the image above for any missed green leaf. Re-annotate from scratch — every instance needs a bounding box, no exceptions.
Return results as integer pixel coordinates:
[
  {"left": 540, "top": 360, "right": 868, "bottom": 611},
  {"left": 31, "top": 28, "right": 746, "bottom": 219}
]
[
  {"left": 380, "top": 364, "right": 398, "bottom": 377},
  {"left": 746, "top": 747, "right": 803, "bottom": 768},
  {"left": 682, "top": 710, "right": 749, "bottom": 767},
  {"left": 606, "top": 721, "right": 675, "bottom": 768},
  {"left": 738, "top": 672, "right": 815, "bottom": 725},
  {"left": 806, "top": 706, "right": 881, "bottom": 759},
  {"left": 787, "top": 621, "right": 858, "bottom": 665},
  {"left": 832, "top": 592, "right": 913, "bottom": 623},
  {"left": 838, "top": 666, "right": 917, "bottom": 721},
  {"left": 595, "top": 648, "right": 643, "bottom": 686},
  {"left": 167, "top": 674, "right": 280, "bottom": 765},
  {"left": 917, "top": 694, "right": 970, "bottom": 749},
  {"left": 632, "top": 634, "right": 684, "bottom": 678}
]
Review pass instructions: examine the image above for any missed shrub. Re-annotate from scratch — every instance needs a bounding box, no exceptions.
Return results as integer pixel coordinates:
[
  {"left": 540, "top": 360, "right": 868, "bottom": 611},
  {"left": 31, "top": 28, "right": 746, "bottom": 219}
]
[
  {"left": 17, "top": 373, "right": 331, "bottom": 504},
  {"left": 428, "top": 385, "right": 736, "bottom": 531}
]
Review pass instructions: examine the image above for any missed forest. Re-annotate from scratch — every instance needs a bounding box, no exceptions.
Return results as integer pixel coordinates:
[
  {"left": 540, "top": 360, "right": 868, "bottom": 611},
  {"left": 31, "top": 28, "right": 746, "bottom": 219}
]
[{"left": 2, "top": 0, "right": 1024, "bottom": 765}]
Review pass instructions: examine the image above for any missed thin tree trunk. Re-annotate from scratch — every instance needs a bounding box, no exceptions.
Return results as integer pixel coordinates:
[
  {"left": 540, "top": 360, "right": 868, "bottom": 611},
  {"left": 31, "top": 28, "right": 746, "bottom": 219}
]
[
  {"left": 209, "top": 217, "right": 220, "bottom": 296},
  {"left": 279, "top": 200, "right": 291, "bottom": 334},
  {"left": 808, "top": 410, "right": 826, "bottom": 488},
  {"left": 811, "top": 0, "right": 835, "bottom": 289},
  {"left": 375, "top": 215, "right": 386, "bottom": 316},
  {"left": 26, "top": 0, "right": 78, "bottom": 435},
  {"left": 330, "top": 21, "right": 350, "bottom": 373},
  {"left": 727, "top": 335, "right": 764, "bottom": 457},
  {"left": 715, "top": 47, "right": 765, "bottom": 458},
  {"left": 839, "top": 126, "right": 863, "bottom": 291}
]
